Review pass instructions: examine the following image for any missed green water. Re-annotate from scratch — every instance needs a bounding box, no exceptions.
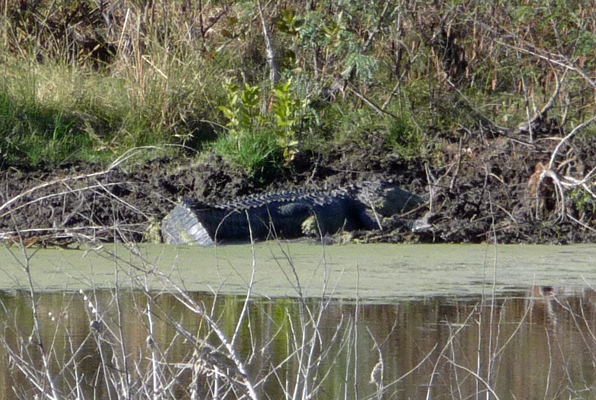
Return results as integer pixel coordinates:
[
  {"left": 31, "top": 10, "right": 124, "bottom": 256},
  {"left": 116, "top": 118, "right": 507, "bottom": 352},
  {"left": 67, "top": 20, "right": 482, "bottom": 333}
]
[
  {"left": 1, "top": 243, "right": 596, "bottom": 399},
  {"left": 1, "top": 243, "right": 595, "bottom": 299}
]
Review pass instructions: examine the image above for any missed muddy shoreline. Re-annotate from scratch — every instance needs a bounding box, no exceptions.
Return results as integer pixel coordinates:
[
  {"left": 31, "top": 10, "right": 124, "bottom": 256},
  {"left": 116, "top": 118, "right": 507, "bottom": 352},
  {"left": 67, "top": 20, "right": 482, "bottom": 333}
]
[{"left": 1, "top": 132, "right": 595, "bottom": 246}]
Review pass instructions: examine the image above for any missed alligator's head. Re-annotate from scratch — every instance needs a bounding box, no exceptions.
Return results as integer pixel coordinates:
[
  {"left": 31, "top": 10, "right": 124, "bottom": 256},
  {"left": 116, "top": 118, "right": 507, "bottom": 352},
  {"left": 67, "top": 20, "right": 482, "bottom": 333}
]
[{"left": 352, "top": 181, "right": 425, "bottom": 217}]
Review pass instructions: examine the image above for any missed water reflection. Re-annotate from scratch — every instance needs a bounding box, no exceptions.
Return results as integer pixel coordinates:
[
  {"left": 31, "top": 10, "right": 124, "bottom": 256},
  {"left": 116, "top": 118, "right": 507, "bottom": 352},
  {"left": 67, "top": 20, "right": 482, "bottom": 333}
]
[{"left": 1, "top": 287, "right": 596, "bottom": 400}]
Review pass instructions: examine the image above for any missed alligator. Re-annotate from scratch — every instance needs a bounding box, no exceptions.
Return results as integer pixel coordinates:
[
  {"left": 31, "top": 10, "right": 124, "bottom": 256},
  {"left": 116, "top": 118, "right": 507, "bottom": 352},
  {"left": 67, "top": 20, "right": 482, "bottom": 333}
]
[{"left": 161, "top": 181, "right": 426, "bottom": 246}]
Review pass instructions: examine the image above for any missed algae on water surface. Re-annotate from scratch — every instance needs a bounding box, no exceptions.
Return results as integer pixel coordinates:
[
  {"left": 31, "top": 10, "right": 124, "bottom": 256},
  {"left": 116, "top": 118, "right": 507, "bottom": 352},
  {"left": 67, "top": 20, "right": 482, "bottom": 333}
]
[{"left": 1, "top": 243, "right": 595, "bottom": 301}]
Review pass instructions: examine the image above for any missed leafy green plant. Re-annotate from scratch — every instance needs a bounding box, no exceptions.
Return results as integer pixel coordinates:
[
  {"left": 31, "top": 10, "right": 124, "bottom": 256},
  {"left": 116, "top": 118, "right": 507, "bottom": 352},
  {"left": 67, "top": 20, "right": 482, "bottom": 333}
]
[
  {"left": 217, "top": 81, "right": 273, "bottom": 172},
  {"left": 217, "top": 78, "right": 311, "bottom": 170},
  {"left": 219, "top": 81, "right": 263, "bottom": 141},
  {"left": 274, "top": 8, "right": 303, "bottom": 35},
  {"left": 271, "top": 78, "right": 309, "bottom": 160},
  {"left": 570, "top": 187, "right": 596, "bottom": 216}
]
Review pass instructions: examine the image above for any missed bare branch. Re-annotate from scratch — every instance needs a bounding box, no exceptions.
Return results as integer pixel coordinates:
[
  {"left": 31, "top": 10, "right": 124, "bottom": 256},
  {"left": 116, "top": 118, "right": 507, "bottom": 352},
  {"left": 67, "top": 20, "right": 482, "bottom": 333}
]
[
  {"left": 496, "top": 40, "right": 596, "bottom": 89},
  {"left": 547, "top": 115, "right": 596, "bottom": 170},
  {"left": 256, "top": 0, "right": 279, "bottom": 89},
  {"left": 539, "top": 67, "right": 566, "bottom": 118},
  {"left": 346, "top": 83, "right": 398, "bottom": 119}
]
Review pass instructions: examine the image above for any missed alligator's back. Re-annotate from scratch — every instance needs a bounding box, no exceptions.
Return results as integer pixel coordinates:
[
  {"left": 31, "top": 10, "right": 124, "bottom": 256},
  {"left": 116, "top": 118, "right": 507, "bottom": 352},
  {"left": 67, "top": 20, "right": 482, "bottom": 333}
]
[{"left": 162, "top": 188, "right": 368, "bottom": 245}]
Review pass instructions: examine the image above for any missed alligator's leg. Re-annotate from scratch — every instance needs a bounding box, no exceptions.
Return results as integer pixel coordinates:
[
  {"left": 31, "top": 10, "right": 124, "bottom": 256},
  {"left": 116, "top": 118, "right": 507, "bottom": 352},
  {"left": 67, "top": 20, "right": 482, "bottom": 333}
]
[
  {"left": 301, "top": 215, "right": 319, "bottom": 236},
  {"left": 270, "top": 202, "right": 317, "bottom": 238},
  {"left": 358, "top": 208, "right": 384, "bottom": 231},
  {"left": 298, "top": 200, "right": 360, "bottom": 237}
]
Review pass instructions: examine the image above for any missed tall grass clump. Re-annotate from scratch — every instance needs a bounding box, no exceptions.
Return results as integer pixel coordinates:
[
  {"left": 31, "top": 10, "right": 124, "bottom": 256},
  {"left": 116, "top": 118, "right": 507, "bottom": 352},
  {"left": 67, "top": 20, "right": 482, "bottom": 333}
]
[{"left": 0, "top": 74, "right": 93, "bottom": 164}]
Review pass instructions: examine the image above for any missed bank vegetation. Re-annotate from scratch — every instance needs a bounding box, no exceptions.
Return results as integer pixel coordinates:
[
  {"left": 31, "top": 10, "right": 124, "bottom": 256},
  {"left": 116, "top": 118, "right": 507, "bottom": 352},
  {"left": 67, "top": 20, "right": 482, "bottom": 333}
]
[{"left": 1, "top": 0, "right": 595, "bottom": 169}]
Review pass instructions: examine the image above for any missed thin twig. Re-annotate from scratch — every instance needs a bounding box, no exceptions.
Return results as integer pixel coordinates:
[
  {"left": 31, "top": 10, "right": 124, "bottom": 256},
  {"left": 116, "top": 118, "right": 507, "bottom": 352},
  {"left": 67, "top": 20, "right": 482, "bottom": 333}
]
[
  {"left": 547, "top": 115, "right": 596, "bottom": 170},
  {"left": 346, "top": 84, "right": 398, "bottom": 119}
]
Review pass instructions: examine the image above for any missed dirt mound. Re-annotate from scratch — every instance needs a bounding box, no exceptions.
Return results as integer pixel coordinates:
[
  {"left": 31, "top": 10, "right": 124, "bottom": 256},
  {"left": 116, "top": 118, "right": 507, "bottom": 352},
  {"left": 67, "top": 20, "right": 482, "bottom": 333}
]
[{"left": 1, "top": 132, "right": 595, "bottom": 246}]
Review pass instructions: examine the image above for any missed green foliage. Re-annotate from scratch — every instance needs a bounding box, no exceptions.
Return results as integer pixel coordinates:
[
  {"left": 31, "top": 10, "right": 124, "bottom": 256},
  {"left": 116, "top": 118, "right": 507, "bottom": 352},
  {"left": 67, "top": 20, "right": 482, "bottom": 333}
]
[
  {"left": 575, "top": 30, "right": 596, "bottom": 56},
  {"left": 570, "top": 187, "right": 596, "bottom": 215},
  {"left": 216, "top": 81, "right": 280, "bottom": 172},
  {"left": 274, "top": 8, "right": 303, "bottom": 35},
  {"left": 219, "top": 82, "right": 263, "bottom": 140},
  {"left": 2, "top": 0, "right": 596, "bottom": 169},
  {"left": 217, "top": 78, "right": 311, "bottom": 171},
  {"left": 214, "top": 130, "right": 281, "bottom": 174},
  {"left": 387, "top": 116, "right": 424, "bottom": 159},
  {"left": 322, "top": 11, "right": 350, "bottom": 50},
  {"left": 271, "top": 78, "right": 310, "bottom": 160},
  {"left": 0, "top": 89, "right": 93, "bottom": 164},
  {"left": 297, "top": 10, "right": 326, "bottom": 46}
]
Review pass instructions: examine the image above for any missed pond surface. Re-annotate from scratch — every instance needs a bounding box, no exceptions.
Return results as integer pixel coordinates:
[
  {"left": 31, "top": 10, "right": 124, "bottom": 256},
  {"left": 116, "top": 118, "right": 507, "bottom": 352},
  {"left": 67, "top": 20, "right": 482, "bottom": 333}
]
[
  {"left": 2, "top": 243, "right": 596, "bottom": 299},
  {"left": 1, "top": 243, "right": 596, "bottom": 400}
]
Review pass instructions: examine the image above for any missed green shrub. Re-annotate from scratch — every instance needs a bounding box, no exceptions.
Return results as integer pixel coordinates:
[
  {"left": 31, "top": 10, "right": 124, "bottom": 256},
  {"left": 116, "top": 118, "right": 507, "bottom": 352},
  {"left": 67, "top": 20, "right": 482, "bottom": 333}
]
[{"left": 217, "top": 78, "right": 311, "bottom": 172}]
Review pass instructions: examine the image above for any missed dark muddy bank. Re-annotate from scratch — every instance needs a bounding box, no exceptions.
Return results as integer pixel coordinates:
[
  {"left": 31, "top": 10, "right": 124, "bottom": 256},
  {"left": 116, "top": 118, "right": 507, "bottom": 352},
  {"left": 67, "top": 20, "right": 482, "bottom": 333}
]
[{"left": 1, "top": 132, "right": 595, "bottom": 246}]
